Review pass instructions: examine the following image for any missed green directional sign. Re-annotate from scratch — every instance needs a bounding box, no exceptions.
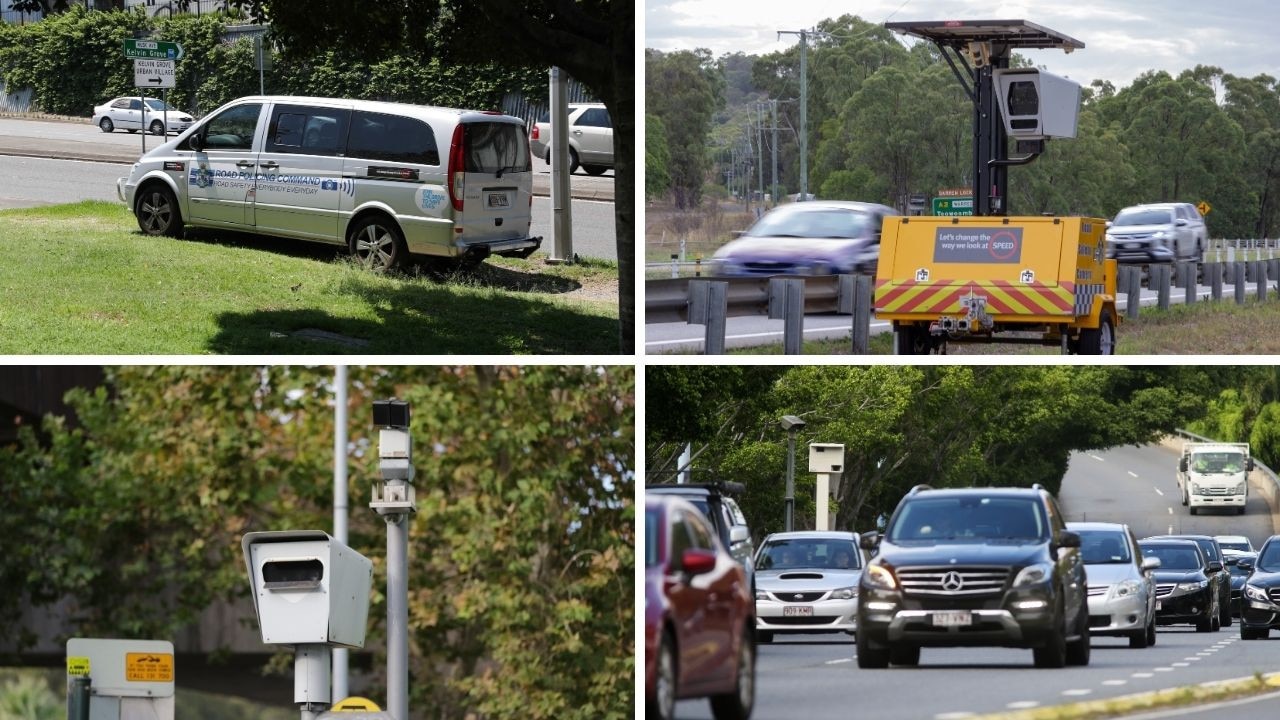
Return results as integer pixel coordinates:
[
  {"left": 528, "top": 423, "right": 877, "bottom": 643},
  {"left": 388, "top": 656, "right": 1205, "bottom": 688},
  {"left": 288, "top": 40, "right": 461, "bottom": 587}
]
[
  {"left": 932, "top": 196, "right": 974, "bottom": 216},
  {"left": 123, "top": 39, "right": 183, "bottom": 61}
]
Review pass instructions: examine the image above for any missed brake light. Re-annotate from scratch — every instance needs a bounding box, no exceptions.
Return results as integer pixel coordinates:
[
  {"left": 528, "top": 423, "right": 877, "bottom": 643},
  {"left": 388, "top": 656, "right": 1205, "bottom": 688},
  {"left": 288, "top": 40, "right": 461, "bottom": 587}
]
[
  {"left": 448, "top": 123, "right": 465, "bottom": 212},
  {"left": 530, "top": 125, "right": 540, "bottom": 140}
]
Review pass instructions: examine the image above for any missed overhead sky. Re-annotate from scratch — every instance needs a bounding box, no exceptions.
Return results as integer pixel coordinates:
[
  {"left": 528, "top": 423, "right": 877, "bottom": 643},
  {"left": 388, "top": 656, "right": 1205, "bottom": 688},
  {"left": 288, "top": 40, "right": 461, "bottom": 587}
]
[{"left": 645, "top": 0, "right": 1276, "bottom": 90}]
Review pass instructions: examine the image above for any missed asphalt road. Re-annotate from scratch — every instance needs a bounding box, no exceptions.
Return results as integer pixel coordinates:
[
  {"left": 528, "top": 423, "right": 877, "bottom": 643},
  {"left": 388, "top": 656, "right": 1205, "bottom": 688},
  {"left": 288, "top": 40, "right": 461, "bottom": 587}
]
[
  {"left": 672, "top": 444, "right": 1280, "bottom": 720},
  {"left": 0, "top": 154, "right": 618, "bottom": 261},
  {"left": 644, "top": 281, "right": 1265, "bottom": 353}
]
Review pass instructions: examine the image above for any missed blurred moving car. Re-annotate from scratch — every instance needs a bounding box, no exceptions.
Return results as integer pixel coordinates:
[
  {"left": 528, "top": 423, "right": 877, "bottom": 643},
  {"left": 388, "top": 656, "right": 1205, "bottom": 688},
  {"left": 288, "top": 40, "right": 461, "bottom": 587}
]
[
  {"left": 92, "top": 96, "right": 195, "bottom": 135},
  {"left": 711, "top": 201, "right": 898, "bottom": 277},
  {"left": 645, "top": 495, "right": 755, "bottom": 720},
  {"left": 753, "top": 531, "right": 863, "bottom": 643},
  {"left": 1238, "top": 536, "right": 1280, "bottom": 639},
  {"left": 1068, "top": 522, "right": 1159, "bottom": 648},
  {"left": 1143, "top": 534, "right": 1232, "bottom": 627},
  {"left": 528, "top": 102, "right": 612, "bottom": 175},
  {"left": 1139, "top": 538, "right": 1220, "bottom": 632},
  {"left": 645, "top": 482, "right": 756, "bottom": 596},
  {"left": 1215, "top": 535, "right": 1255, "bottom": 553},
  {"left": 1104, "top": 202, "right": 1206, "bottom": 264},
  {"left": 1223, "top": 549, "right": 1257, "bottom": 617}
]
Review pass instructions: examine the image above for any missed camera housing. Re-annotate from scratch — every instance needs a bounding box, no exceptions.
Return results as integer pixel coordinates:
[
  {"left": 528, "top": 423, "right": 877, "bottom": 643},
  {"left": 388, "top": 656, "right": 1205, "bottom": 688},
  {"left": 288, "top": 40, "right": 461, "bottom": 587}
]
[
  {"left": 242, "top": 530, "right": 373, "bottom": 648},
  {"left": 993, "top": 68, "right": 1081, "bottom": 140}
]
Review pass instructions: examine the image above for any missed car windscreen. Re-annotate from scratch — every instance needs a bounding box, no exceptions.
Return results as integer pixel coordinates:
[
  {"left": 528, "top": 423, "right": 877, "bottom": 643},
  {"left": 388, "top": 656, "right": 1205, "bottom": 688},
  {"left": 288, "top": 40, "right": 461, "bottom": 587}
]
[
  {"left": 746, "top": 209, "right": 874, "bottom": 239},
  {"left": 1189, "top": 452, "right": 1245, "bottom": 473},
  {"left": 758, "top": 538, "right": 860, "bottom": 570},
  {"left": 1141, "top": 544, "right": 1201, "bottom": 570},
  {"left": 1114, "top": 209, "right": 1173, "bottom": 226},
  {"left": 888, "top": 496, "right": 1047, "bottom": 543},
  {"left": 464, "top": 122, "right": 530, "bottom": 174},
  {"left": 1077, "top": 530, "right": 1132, "bottom": 564},
  {"left": 1257, "top": 542, "right": 1280, "bottom": 573},
  {"left": 144, "top": 99, "right": 177, "bottom": 111},
  {"left": 1218, "top": 540, "right": 1251, "bottom": 552}
]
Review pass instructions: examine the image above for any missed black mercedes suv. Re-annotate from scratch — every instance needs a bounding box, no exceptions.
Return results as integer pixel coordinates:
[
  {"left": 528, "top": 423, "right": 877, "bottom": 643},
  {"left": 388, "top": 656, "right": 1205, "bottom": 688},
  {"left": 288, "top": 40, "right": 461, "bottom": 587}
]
[
  {"left": 1238, "top": 534, "right": 1280, "bottom": 639},
  {"left": 855, "top": 484, "right": 1090, "bottom": 669}
]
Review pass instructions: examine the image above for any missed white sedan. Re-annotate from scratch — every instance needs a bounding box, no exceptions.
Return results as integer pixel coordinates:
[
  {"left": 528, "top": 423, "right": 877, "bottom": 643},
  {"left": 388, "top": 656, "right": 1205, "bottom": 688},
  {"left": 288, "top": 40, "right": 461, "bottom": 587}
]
[
  {"left": 753, "top": 531, "right": 864, "bottom": 643},
  {"left": 92, "top": 97, "right": 194, "bottom": 136}
]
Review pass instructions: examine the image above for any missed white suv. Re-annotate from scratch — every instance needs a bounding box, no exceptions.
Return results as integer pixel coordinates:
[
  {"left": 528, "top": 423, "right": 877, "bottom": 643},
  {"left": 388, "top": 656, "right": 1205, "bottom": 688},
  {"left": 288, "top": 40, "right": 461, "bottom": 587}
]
[
  {"left": 528, "top": 102, "right": 612, "bottom": 176},
  {"left": 1105, "top": 202, "right": 1206, "bottom": 264}
]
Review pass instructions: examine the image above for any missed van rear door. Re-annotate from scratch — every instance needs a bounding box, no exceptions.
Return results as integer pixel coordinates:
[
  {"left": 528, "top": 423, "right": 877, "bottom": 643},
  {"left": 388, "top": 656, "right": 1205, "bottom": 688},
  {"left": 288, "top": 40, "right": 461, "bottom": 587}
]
[{"left": 447, "top": 117, "right": 533, "bottom": 243}]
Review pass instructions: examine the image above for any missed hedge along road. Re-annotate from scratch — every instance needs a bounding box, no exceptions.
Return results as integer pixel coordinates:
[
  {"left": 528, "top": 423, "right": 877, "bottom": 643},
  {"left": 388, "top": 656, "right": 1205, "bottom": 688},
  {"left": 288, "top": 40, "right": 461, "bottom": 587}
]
[{"left": 0, "top": 120, "right": 617, "bottom": 261}]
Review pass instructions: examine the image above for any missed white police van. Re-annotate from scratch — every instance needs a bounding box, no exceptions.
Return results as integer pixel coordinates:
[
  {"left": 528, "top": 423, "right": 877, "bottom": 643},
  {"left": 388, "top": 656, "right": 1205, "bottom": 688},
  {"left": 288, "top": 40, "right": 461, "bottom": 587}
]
[{"left": 117, "top": 95, "right": 541, "bottom": 270}]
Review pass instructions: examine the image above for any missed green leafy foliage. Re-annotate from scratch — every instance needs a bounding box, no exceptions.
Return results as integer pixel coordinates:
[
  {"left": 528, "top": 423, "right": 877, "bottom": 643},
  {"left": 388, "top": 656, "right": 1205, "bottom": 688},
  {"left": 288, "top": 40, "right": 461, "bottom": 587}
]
[
  {"left": 646, "top": 113, "right": 672, "bottom": 199},
  {"left": 645, "top": 48, "right": 724, "bottom": 209},
  {"left": 0, "top": 366, "right": 633, "bottom": 720},
  {"left": 0, "top": 674, "right": 59, "bottom": 720}
]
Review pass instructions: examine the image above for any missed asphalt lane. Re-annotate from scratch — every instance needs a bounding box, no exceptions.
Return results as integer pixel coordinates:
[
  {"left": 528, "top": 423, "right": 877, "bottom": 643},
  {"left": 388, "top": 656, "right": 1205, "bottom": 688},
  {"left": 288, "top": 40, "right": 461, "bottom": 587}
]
[{"left": 670, "top": 445, "right": 1280, "bottom": 720}]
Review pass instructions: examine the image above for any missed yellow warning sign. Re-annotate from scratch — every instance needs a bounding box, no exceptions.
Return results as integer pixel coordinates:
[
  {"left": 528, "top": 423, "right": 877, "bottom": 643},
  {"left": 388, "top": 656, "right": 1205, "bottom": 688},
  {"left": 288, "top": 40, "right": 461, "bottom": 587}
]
[
  {"left": 66, "top": 657, "right": 90, "bottom": 676},
  {"left": 125, "top": 652, "right": 173, "bottom": 682},
  {"left": 1197, "top": 200, "right": 1211, "bottom": 216},
  {"left": 331, "top": 696, "right": 382, "bottom": 712}
]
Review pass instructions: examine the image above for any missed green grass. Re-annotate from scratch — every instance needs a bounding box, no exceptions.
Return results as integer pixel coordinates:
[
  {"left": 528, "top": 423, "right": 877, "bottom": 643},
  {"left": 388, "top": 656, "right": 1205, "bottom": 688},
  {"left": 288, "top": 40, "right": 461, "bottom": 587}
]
[{"left": 0, "top": 201, "right": 618, "bottom": 354}]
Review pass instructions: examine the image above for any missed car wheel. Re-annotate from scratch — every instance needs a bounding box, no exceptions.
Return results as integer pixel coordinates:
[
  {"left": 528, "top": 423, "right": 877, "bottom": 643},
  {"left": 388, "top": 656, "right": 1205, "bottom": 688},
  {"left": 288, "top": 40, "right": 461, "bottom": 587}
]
[
  {"left": 895, "top": 323, "right": 931, "bottom": 355},
  {"left": 149, "top": 119, "right": 165, "bottom": 135},
  {"left": 647, "top": 630, "right": 676, "bottom": 720},
  {"left": 709, "top": 625, "right": 754, "bottom": 720},
  {"left": 98, "top": 117, "right": 114, "bottom": 133},
  {"left": 1033, "top": 604, "right": 1068, "bottom": 668},
  {"left": 348, "top": 215, "right": 408, "bottom": 272},
  {"left": 889, "top": 645, "right": 920, "bottom": 667},
  {"left": 134, "top": 183, "right": 184, "bottom": 237},
  {"left": 126, "top": 128, "right": 138, "bottom": 134},
  {"left": 1128, "top": 623, "right": 1150, "bottom": 648},
  {"left": 583, "top": 164, "right": 608, "bottom": 176},
  {"left": 1190, "top": 506, "right": 1198, "bottom": 516},
  {"left": 1241, "top": 625, "right": 1259, "bottom": 640},
  {"left": 1220, "top": 594, "right": 1233, "bottom": 627},
  {"left": 568, "top": 147, "right": 580, "bottom": 174},
  {"left": 1076, "top": 309, "right": 1115, "bottom": 355},
  {"left": 856, "top": 633, "right": 889, "bottom": 669},
  {"left": 1146, "top": 615, "right": 1157, "bottom": 646},
  {"left": 756, "top": 630, "right": 773, "bottom": 644},
  {"left": 1066, "top": 604, "right": 1091, "bottom": 666}
]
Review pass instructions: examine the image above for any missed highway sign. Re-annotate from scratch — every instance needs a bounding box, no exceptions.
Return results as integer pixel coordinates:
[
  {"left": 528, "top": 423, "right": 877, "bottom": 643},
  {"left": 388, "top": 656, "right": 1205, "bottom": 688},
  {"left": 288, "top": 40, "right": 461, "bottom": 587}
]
[
  {"left": 932, "top": 196, "right": 974, "bottom": 216},
  {"left": 123, "top": 38, "right": 183, "bottom": 60},
  {"left": 937, "top": 187, "right": 972, "bottom": 197},
  {"left": 134, "top": 59, "right": 175, "bottom": 89},
  {"left": 1197, "top": 200, "right": 1212, "bottom": 216}
]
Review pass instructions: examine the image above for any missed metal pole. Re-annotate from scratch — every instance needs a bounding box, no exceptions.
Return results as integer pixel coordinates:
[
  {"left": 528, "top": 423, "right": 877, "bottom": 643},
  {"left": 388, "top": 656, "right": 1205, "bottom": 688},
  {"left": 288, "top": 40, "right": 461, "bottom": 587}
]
[
  {"left": 798, "top": 30, "right": 808, "bottom": 201},
  {"left": 387, "top": 513, "right": 408, "bottom": 720},
  {"left": 331, "top": 365, "right": 349, "bottom": 703},
  {"left": 257, "top": 34, "right": 264, "bottom": 95},
  {"left": 549, "top": 67, "right": 573, "bottom": 262},
  {"left": 785, "top": 430, "right": 795, "bottom": 532},
  {"left": 757, "top": 103, "right": 764, "bottom": 208},
  {"left": 295, "top": 645, "right": 331, "bottom": 720},
  {"left": 68, "top": 676, "right": 91, "bottom": 720}
]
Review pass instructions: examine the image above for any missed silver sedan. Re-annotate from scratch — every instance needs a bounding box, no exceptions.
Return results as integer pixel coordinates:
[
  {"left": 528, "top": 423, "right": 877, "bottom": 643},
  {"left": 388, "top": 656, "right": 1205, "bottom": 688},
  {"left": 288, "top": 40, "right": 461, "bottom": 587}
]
[
  {"left": 1068, "top": 521, "right": 1160, "bottom": 648},
  {"left": 753, "top": 531, "right": 864, "bottom": 643}
]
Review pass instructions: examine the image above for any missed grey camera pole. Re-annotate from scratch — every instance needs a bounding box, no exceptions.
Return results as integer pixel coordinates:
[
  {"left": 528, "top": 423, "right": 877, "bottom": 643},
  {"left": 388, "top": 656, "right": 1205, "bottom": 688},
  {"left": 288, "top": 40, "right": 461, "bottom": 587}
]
[
  {"left": 371, "top": 400, "right": 415, "bottom": 720},
  {"left": 332, "top": 365, "right": 349, "bottom": 703}
]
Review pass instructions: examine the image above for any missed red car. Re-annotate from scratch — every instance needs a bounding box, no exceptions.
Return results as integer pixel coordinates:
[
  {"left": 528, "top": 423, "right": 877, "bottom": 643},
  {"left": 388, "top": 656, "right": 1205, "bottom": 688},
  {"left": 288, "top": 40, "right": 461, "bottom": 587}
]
[{"left": 645, "top": 495, "right": 755, "bottom": 720}]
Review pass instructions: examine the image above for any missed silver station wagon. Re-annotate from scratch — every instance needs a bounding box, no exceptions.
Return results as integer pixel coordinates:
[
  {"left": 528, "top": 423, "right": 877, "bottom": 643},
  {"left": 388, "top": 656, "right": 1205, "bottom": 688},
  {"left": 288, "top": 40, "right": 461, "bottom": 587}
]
[{"left": 117, "top": 95, "right": 541, "bottom": 271}]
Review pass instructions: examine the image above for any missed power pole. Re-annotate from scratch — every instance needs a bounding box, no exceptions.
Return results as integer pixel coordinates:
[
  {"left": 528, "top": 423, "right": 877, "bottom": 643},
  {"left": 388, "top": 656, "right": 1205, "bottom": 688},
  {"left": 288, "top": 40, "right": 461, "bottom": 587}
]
[
  {"left": 771, "top": 99, "right": 779, "bottom": 207},
  {"left": 778, "top": 29, "right": 814, "bottom": 201},
  {"left": 756, "top": 104, "right": 765, "bottom": 209}
]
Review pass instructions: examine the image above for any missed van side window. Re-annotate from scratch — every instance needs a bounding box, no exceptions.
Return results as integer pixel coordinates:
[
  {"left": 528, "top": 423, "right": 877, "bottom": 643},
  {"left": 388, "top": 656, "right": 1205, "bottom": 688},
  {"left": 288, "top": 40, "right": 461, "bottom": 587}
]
[
  {"left": 267, "top": 105, "right": 350, "bottom": 157},
  {"left": 347, "top": 111, "right": 439, "bottom": 165},
  {"left": 200, "top": 103, "right": 262, "bottom": 152},
  {"left": 575, "top": 107, "right": 611, "bottom": 129}
]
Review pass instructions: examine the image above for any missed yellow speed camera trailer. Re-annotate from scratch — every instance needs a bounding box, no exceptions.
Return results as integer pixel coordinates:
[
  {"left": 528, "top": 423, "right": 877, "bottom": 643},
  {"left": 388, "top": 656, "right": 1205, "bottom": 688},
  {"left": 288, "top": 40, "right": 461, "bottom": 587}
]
[{"left": 875, "top": 215, "right": 1118, "bottom": 354}]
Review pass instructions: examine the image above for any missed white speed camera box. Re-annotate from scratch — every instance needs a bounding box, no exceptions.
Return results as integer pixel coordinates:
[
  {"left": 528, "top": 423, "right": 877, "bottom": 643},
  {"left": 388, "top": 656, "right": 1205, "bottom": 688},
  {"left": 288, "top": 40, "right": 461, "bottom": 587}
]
[
  {"left": 242, "top": 530, "right": 372, "bottom": 648},
  {"left": 993, "top": 68, "right": 1080, "bottom": 140},
  {"left": 808, "top": 443, "right": 845, "bottom": 474}
]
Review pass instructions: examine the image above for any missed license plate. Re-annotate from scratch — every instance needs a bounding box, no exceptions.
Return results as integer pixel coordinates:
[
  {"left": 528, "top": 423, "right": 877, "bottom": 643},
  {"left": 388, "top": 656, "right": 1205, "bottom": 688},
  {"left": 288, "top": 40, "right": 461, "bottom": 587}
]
[
  {"left": 932, "top": 611, "right": 972, "bottom": 627},
  {"left": 783, "top": 606, "right": 813, "bottom": 617},
  {"left": 487, "top": 192, "right": 510, "bottom": 208}
]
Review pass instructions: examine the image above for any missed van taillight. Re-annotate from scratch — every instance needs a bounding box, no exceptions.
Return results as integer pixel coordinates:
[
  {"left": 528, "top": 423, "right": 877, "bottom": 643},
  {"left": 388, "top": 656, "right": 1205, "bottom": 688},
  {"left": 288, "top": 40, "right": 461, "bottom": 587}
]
[
  {"left": 448, "top": 124, "right": 465, "bottom": 212},
  {"left": 530, "top": 125, "right": 540, "bottom": 140}
]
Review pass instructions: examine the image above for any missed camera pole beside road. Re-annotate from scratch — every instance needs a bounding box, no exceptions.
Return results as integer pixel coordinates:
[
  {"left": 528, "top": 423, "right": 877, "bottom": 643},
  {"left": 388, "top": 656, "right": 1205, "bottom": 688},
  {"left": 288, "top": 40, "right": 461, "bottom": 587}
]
[
  {"left": 547, "top": 66, "right": 575, "bottom": 263},
  {"left": 370, "top": 400, "right": 416, "bottom": 720}
]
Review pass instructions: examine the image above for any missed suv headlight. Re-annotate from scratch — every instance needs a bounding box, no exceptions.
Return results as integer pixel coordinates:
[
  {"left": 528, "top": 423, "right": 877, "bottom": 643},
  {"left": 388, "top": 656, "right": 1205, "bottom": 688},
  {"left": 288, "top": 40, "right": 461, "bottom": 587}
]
[
  {"left": 1013, "top": 562, "right": 1053, "bottom": 588},
  {"left": 1111, "top": 579, "right": 1142, "bottom": 598},
  {"left": 1177, "top": 580, "right": 1208, "bottom": 592},
  {"left": 864, "top": 564, "right": 897, "bottom": 590},
  {"left": 830, "top": 585, "right": 859, "bottom": 601},
  {"left": 1244, "top": 584, "right": 1269, "bottom": 602}
]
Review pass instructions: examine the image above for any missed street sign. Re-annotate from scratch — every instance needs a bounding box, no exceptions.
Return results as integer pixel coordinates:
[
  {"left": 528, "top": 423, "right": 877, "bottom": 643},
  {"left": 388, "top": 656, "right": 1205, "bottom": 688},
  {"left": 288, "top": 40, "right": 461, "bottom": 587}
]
[
  {"left": 932, "top": 196, "right": 974, "bottom": 216},
  {"left": 1197, "top": 200, "right": 1212, "bottom": 216},
  {"left": 123, "top": 38, "right": 183, "bottom": 60},
  {"left": 938, "top": 187, "right": 972, "bottom": 197},
  {"left": 134, "top": 59, "right": 175, "bottom": 89}
]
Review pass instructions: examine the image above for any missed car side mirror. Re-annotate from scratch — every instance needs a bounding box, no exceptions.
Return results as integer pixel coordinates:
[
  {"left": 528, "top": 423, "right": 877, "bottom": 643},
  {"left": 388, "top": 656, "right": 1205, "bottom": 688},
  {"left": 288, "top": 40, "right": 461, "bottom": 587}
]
[
  {"left": 731, "top": 230, "right": 747, "bottom": 238},
  {"left": 1225, "top": 556, "right": 1238, "bottom": 566},
  {"left": 1179, "top": 458, "right": 1188, "bottom": 472},
  {"left": 1176, "top": 218, "right": 1188, "bottom": 226},
  {"left": 1247, "top": 458, "right": 1255, "bottom": 471},
  {"left": 680, "top": 549, "right": 718, "bottom": 577},
  {"left": 1141, "top": 556, "right": 1161, "bottom": 571},
  {"left": 1057, "top": 530, "right": 1081, "bottom": 548},
  {"left": 188, "top": 132, "right": 203, "bottom": 152},
  {"left": 1207, "top": 560, "right": 1223, "bottom": 573},
  {"left": 859, "top": 531, "right": 881, "bottom": 551},
  {"left": 1238, "top": 556, "right": 1255, "bottom": 571},
  {"left": 729, "top": 526, "right": 749, "bottom": 546}
]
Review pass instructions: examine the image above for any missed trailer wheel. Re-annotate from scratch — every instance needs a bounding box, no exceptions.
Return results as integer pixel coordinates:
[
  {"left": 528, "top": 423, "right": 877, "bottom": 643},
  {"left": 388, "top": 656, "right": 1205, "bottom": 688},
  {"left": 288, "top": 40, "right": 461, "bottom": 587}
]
[
  {"left": 895, "top": 323, "right": 929, "bottom": 355},
  {"left": 1077, "top": 310, "right": 1115, "bottom": 355}
]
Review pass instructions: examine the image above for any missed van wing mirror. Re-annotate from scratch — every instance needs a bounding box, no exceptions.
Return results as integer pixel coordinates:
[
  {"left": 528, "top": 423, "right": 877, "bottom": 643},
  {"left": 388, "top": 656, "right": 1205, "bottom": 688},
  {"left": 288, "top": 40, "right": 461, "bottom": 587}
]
[
  {"left": 729, "top": 526, "right": 749, "bottom": 546},
  {"left": 1141, "top": 556, "right": 1161, "bottom": 571},
  {"left": 1057, "top": 530, "right": 1081, "bottom": 548},
  {"left": 188, "top": 132, "right": 203, "bottom": 152},
  {"left": 859, "top": 531, "right": 880, "bottom": 551},
  {"left": 1207, "top": 560, "right": 1223, "bottom": 573},
  {"left": 1179, "top": 458, "right": 1188, "bottom": 472}
]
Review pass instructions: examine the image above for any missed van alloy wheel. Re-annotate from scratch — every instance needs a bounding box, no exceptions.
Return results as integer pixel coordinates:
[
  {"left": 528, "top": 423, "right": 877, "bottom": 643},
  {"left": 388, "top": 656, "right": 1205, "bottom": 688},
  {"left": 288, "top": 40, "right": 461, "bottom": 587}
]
[{"left": 349, "top": 217, "right": 406, "bottom": 271}]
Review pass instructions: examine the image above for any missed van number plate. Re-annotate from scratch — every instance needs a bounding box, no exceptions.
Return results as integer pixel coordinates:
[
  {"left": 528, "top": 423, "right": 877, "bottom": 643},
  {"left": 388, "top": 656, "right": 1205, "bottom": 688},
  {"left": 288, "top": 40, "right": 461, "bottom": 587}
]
[
  {"left": 932, "top": 611, "right": 972, "bottom": 627},
  {"left": 487, "top": 192, "right": 510, "bottom": 208},
  {"left": 783, "top": 606, "right": 813, "bottom": 617}
]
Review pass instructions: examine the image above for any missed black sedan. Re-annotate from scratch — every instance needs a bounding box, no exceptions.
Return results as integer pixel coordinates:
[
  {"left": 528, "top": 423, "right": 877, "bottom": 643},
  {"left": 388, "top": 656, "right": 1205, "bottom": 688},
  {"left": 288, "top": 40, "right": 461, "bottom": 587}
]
[
  {"left": 1139, "top": 539, "right": 1220, "bottom": 632},
  {"left": 1239, "top": 535, "right": 1280, "bottom": 640}
]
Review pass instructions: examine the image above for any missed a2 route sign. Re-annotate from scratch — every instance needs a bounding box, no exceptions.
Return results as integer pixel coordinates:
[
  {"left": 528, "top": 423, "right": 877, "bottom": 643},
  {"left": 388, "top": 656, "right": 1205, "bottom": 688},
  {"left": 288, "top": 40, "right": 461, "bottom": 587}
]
[
  {"left": 123, "top": 38, "right": 183, "bottom": 60},
  {"left": 134, "top": 58, "right": 175, "bottom": 89}
]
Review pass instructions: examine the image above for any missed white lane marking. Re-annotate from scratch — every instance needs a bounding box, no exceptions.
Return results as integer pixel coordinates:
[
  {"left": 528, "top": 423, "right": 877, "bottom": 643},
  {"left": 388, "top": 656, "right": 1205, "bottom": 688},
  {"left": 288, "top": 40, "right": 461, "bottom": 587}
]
[
  {"left": 1102, "top": 680, "right": 1128, "bottom": 686},
  {"left": 1168, "top": 524, "right": 1175, "bottom": 534},
  {"left": 825, "top": 658, "right": 853, "bottom": 665},
  {"left": 1089, "top": 454, "right": 1106, "bottom": 462},
  {"left": 1168, "top": 507, "right": 1174, "bottom": 515},
  {"left": 1197, "top": 651, "right": 1215, "bottom": 656},
  {"left": 1155, "top": 667, "right": 1175, "bottom": 672},
  {"left": 1128, "top": 471, "right": 1139, "bottom": 477},
  {"left": 1172, "top": 662, "right": 1190, "bottom": 667},
  {"left": 1185, "top": 657, "right": 1202, "bottom": 661},
  {"left": 1154, "top": 487, "right": 1164, "bottom": 496},
  {"left": 1132, "top": 672, "right": 1155, "bottom": 678},
  {"left": 1005, "top": 702, "right": 1040, "bottom": 710},
  {"left": 1062, "top": 689, "right": 1092, "bottom": 696}
]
